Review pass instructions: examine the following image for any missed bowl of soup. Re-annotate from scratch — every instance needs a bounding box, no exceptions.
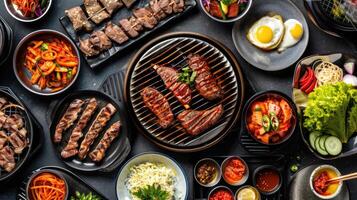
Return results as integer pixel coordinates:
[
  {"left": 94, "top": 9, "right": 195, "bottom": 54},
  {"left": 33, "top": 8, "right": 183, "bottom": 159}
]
[{"left": 310, "top": 165, "right": 342, "bottom": 199}]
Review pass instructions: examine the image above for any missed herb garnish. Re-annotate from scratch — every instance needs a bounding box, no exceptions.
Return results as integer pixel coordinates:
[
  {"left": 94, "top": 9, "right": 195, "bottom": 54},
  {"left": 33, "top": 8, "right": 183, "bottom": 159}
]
[
  {"left": 133, "top": 184, "right": 170, "bottom": 200},
  {"left": 178, "top": 67, "right": 196, "bottom": 87},
  {"left": 40, "top": 43, "right": 49, "bottom": 51}
]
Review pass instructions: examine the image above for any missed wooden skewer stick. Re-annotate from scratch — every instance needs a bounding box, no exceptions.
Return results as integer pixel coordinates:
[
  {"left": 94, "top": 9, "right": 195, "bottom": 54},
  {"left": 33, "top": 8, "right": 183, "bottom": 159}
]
[
  {"left": 327, "top": 172, "right": 357, "bottom": 183},
  {"left": 86, "top": 6, "right": 108, "bottom": 21}
]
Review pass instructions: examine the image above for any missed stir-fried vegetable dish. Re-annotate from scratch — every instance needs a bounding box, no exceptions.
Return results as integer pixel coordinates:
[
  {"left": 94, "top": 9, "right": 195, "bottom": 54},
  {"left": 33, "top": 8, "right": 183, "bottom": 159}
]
[
  {"left": 12, "top": 0, "right": 48, "bottom": 17},
  {"left": 202, "top": 0, "right": 249, "bottom": 20},
  {"left": 29, "top": 172, "right": 66, "bottom": 200}
]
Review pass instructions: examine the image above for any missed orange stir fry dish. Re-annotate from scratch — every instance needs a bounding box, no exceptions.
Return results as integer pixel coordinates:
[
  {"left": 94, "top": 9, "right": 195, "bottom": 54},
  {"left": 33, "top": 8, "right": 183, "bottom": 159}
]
[
  {"left": 29, "top": 172, "right": 66, "bottom": 200},
  {"left": 247, "top": 97, "right": 293, "bottom": 144},
  {"left": 24, "top": 38, "right": 78, "bottom": 91}
]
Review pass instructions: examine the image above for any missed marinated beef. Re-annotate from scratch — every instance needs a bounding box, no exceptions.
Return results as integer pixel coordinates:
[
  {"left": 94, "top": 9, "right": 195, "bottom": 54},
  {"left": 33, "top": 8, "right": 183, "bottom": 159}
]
[
  {"left": 84, "top": 0, "right": 110, "bottom": 24},
  {"left": 90, "top": 30, "right": 112, "bottom": 51},
  {"left": 172, "top": 0, "right": 185, "bottom": 13},
  {"left": 133, "top": 8, "right": 158, "bottom": 29},
  {"left": 79, "top": 38, "right": 100, "bottom": 57},
  {"left": 159, "top": 0, "right": 173, "bottom": 14},
  {"left": 0, "top": 98, "right": 7, "bottom": 110},
  {"left": 65, "top": 6, "right": 93, "bottom": 32},
  {"left": 149, "top": 0, "right": 167, "bottom": 20},
  {"left": 119, "top": 16, "right": 143, "bottom": 38},
  {"left": 3, "top": 114, "right": 23, "bottom": 131},
  {"left": 99, "top": 0, "right": 123, "bottom": 14},
  {"left": 8, "top": 128, "right": 27, "bottom": 154},
  {"left": 104, "top": 22, "right": 129, "bottom": 44},
  {"left": 0, "top": 131, "right": 7, "bottom": 149},
  {"left": 0, "top": 146, "right": 15, "bottom": 172},
  {"left": 0, "top": 112, "right": 6, "bottom": 129}
]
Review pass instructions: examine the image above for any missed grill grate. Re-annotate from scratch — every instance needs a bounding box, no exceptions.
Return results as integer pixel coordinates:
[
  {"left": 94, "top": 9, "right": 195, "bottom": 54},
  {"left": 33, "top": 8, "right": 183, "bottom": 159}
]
[{"left": 318, "top": 0, "right": 356, "bottom": 28}]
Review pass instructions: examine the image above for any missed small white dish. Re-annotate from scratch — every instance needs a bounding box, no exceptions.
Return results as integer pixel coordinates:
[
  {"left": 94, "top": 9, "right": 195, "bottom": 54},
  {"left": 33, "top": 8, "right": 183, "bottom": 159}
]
[{"left": 309, "top": 165, "right": 343, "bottom": 199}]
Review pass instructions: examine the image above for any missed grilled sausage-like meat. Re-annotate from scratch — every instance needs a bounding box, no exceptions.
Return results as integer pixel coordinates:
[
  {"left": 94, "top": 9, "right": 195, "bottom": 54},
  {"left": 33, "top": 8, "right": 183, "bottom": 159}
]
[
  {"left": 0, "top": 146, "right": 15, "bottom": 172},
  {"left": 78, "top": 103, "right": 117, "bottom": 159},
  {"left": 54, "top": 99, "right": 85, "bottom": 143},
  {"left": 61, "top": 98, "right": 98, "bottom": 159},
  {"left": 141, "top": 87, "right": 174, "bottom": 128},
  {"left": 89, "top": 121, "right": 121, "bottom": 162},
  {"left": 187, "top": 54, "right": 223, "bottom": 100},
  {"left": 153, "top": 64, "right": 192, "bottom": 109},
  {"left": 177, "top": 104, "right": 223, "bottom": 135}
]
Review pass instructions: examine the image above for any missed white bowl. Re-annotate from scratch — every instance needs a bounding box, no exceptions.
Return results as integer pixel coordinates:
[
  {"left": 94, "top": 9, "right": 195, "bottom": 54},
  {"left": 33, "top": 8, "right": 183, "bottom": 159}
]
[
  {"left": 116, "top": 152, "right": 188, "bottom": 200},
  {"left": 309, "top": 165, "right": 343, "bottom": 199}
]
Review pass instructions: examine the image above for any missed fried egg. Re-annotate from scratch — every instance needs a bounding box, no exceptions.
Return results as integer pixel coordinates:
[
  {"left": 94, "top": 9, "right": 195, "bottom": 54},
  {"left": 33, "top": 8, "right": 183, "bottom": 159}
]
[
  {"left": 247, "top": 15, "right": 285, "bottom": 50},
  {"left": 278, "top": 19, "right": 304, "bottom": 52}
]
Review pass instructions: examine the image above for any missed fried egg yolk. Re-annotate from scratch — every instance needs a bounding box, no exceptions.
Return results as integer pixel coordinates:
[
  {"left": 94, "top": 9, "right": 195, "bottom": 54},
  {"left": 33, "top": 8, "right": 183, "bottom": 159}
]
[{"left": 256, "top": 25, "right": 273, "bottom": 43}]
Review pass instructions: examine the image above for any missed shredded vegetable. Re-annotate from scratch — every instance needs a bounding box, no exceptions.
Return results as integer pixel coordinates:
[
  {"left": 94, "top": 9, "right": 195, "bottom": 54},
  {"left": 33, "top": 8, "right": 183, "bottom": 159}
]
[
  {"left": 11, "top": 0, "right": 47, "bottom": 17},
  {"left": 29, "top": 172, "right": 66, "bottom": 200}
]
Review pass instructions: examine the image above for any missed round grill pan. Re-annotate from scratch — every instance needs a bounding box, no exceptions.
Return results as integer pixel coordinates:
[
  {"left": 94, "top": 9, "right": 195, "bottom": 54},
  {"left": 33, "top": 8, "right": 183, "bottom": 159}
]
[
  {"left": 50, "top": 90, "right": 131, "bottom": 172},
  {"left": 124, "top": 32, "right": 245, "bottom": 152}
]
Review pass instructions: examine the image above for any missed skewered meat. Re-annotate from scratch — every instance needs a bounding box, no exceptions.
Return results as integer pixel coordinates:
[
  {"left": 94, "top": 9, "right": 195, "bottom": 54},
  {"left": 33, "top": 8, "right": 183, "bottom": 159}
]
[
  {"left": 149, "top": 0, "right": 167, "bottom": 20},
  {"left": 84, "top": 0, "right": 110, "bottom": 24},
  {"left": 0, "top": 146, "right": 15, "bottom": 172},
  {"left": 141, "top": 87, "right": 174, "bottom": 128},
  {"left": 159, "top": 0, "right": 173, "bottom": 14},
  {"left": 89, "top": 121, "right": 121, "bottom": 162},
  {"left": 54, "top": 99, "right": 85, "bottom": 143},
  {"left": 121, "top": 0, "right": 136, "bottom": 8},
  {"left": 8, "top": 128, "right": 27, "bottom": 154},
  {"left": 65, "top": 6, "right": 93, "bottom": 32},
  {"left": 177, "top": 104, "right": 223, "bottom": 135},
  {"left": 99, "top": 0, "right": 123, "bottom": 14},
  {"left": 133, "top": 8, "right": 158, "bottom": 29},
  {"left": 119, "top": 17, "right": 143, "bottom": 38},
  {"left": 61, "top": 98, "right": 98, "bottom": 159},
  {"left": 79, "top": 38, "right": 100, "bottom": 57},
  {"left": 172, "top": 0, "right": 185, "bottom": 13},
  {"left": 187, "top": 54, "right": 223, "bottom": 100},
  {"left": 153, "top": 64, "right": 192, "bottom": 109},
  {"left": 0, "top": 98, "right": 7, "bottom": 110},
  {"left": 78, "top": 103, "right": 117, "bottom": 159},
  {"left": 0, "top": 131, "right": 7, "bottom": 149},
  {"left": 90, "top": 30, "right": 112, "bottom": 51},
  {"left": 104, "top": 22, "right": 129, "bottom": 44}
]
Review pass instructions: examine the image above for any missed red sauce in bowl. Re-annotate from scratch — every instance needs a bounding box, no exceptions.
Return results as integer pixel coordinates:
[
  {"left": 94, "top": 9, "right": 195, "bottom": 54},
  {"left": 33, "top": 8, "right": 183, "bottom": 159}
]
[
  {"left": 255, "top": 168, "right": 280, "bottom": 192},
  {"left": 313, "top": 171, "right": 330, "bottom": 195},
  {"left": 209, "top": 189, "right": 234, "bottom": 200},
  {"left": 223, "top": 158, "right": 246, "bottom": 183}
]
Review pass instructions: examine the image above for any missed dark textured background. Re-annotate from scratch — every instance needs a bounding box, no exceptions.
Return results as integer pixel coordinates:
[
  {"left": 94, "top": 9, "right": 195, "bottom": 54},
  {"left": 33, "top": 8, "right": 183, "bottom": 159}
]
[{"left": 0, "top": 0, "right": 356, "bottom": 199}]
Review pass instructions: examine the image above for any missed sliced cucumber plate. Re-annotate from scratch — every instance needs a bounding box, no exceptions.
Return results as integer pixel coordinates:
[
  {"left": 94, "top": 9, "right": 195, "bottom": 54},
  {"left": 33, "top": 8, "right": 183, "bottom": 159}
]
[
  {"left": 325, "top": 136, "right": 342, "bottom": 156},
  {"left": 308, "top": 133, "right": 342, "bottom": 156}
]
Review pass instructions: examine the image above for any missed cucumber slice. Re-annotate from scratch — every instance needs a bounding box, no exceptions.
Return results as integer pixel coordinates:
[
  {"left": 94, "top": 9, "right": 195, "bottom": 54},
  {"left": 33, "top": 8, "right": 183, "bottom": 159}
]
[
  {"left": 325, "top": 136, "right": 342, "bottom": 156},
  {"left": 315, "top": 136, "right": 328, "bottom": 156},
  {"left": 309, "top": 132, "right": 320, "bottom": 150},
  {"left": 319, "top": 135, "right": 328, "bottom": 151}
]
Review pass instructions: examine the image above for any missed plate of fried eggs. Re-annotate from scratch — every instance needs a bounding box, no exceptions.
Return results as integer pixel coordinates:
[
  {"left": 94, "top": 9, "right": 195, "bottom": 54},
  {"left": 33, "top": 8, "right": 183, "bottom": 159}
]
[{"left": 232, "top": 0, "right": 309, "bottom": 71}]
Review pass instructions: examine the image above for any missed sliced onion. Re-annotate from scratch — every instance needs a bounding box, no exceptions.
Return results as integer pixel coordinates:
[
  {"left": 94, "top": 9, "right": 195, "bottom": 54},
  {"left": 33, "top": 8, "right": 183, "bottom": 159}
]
[
  {"left": 344, "top": 61, "right": 355, "bottom": 74},
  {"left": 343, "top": 74, "right": 357, "bottom": 86},
  {"left": 34, "top": 6, "right": 42, "bottom": 17}
]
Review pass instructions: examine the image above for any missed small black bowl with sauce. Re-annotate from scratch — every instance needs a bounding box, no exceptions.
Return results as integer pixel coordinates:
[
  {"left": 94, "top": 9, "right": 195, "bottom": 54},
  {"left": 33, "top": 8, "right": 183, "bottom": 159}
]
[
  {"left": 253, "top": 165, "right": 282, "bottom": 195},
  {"left": 194, "top": 158, "right": 221, "bottom": 187}
]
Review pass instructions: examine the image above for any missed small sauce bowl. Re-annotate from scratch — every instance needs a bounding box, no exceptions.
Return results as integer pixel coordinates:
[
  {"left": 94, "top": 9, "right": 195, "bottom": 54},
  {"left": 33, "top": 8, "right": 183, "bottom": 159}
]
[
  {"left": 194, "top": 158, "right": 221, "bottom": 187},
  {"left": 310, "top": 165, "right": 343, "bottom": 199},
  {"left": 221, "top": 156, "right": 249, "bottom": 186}
]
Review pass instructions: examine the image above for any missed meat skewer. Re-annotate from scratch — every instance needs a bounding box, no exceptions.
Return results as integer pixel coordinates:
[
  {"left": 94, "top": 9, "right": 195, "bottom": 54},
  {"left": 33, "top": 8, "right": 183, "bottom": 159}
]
[
  {"left": 89, "top": 121, "right": 121, "bottom": 162},
  {"left": 84, "top": 0, "right": 110, "bottom": 24},
  {"left": 177, "top": 104, "right": 224, "bottom": 135},
  {"left": 79, "top": 38, "right": 100, "bottom": 57},
  {"left": 0, "top": 146, "right": 15, "bottom": 172},
  {"left": 141, "top": 87, "right": 174, "bottom": 128},
  {"left": 65, "top": 6, "right": 93, "bottom": 32},
  {"left": 78, "top": 103, "right": 117, "bottom": 159},
  {"left": 133, "top": 8, "right": 158, "bottom": 29},
  {"left": 61, "top": 98, "right": 98, "bottom": 159},
  {"left": 149, "top": 0, "right": 167, "bottom": 20},
  {"left": 54, "top": 99, "right": 85, "bottom": 143},
  {"left": 89, "top": 30, "right": 113, "bottom": 51},
  {"left": 104, "top": 22, "right": 129, "bottom": 44},
  {"left": 99, "top": 0, "right": 123, "bottom": 14},
  {"left": 153, "top": 64, "right": 192, "bottom": 109}
]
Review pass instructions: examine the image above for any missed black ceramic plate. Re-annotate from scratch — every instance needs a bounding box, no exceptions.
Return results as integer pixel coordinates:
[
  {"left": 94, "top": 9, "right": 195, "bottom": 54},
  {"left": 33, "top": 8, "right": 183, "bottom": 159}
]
[
  {"left": 49, "top": 90, "right": 131, "bottom": 172},
  {"left": 232, "top": 0, "right": 309, "bottom": 71},
  {"left": 292, "top": 53, "right": 357, "bottom": 160},
  {"left": 59, "top": 0, "right": 196, "bottom": 69}
]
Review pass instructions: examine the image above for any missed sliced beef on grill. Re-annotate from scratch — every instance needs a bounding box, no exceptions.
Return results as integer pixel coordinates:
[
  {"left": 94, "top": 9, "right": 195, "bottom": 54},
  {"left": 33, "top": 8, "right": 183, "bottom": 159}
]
[
  {"left": 0, "top": 146, "right": 15, "bottom": 172},
  {"left": 133, "top": 8, "right": 158, "bottom": 29},
  {"left": 177, "top": 104, "right": 224, "bottom": 135},
  {"left": 3, "top": 114, "right": 23, "bottom": 130},
  {"left": 171, "top": 0, "right": 185, "bottom": 13},
  {"left": 0, "top": 131, "right": 7, "bottom": 149},
  {"left": 99, "top": 0, "right": 123, "bottom": 14},
  {"left": 104, "top": 22, "right": 129, "bottom": 44},
  {"left": 84, "top": 0, "right": 110, "bottom": 24},
  {"left": 149, "top": 0, "right": 167, "bottom": 20},
  {"left": 79, "top": 38, "right": 100, "bottom": 57},
  {"left": 61, "top": 98, "right": 98, "bottom": 159},
  {"left": 89, "top": 121, "right": 121, "bottom": 162},
  {"left": 78, "top": 103, "right": 117, "bottom": 159},
  {"left": 0, "top": 98, "right": 7, "bottom": 110},
  {"left": 119, "top": 16, "right": 143, "bottom": 38},
  {"left": 0, "top": 112, "right": 7, "bottom": 129},
  {"left": 187, "top": 54, "right": 223, "bottom": 101},
  {"left": 8, "top": 128, "right": 27, "bottom": 154},
  {"left": 54, "top": 99, "right": 85, "bottom": 143},
  {"left": 90, "top": 30, "right": 112, "bottom": 51},
  {"left": 159, "top": 0, "right": 173, "bottom": 14},
  {"left": 65, "top": 6, "right": 93, "bottom": 32},
  {"left": 141, "top": 87, "right": 174, "bottom": 128},
  {"left": 153, "top": 64, "right": 192, "bottom": 109}
]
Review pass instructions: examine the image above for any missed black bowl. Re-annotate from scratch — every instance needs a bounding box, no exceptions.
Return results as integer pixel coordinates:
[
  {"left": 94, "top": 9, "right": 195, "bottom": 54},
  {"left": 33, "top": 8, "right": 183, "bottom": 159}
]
[
  {"left": 4, "top": 0, "right": 52, "bottom": 23},
  {"left": 253, "top": 165, "right": 282, "bottom": 196}
]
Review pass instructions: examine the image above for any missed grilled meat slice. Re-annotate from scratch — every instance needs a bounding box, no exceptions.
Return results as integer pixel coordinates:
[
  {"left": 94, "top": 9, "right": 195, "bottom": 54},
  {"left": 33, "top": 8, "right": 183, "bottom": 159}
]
[
  {"left": 153, "top": 64, "right": 192, "bottom": 109},
  {"left": 90, "top": 30, "right": 112, "bottom": 51},
  {"left": 141, "top": 87, "right": 174, "bottom": 128},
  {"left": 54, "top": 99, "right": 85, "bottom": 143},
  {"left": 0, "top": 112, "right": 6, "bottom": 129},
  {"left": 104, "top": 22, "right": 129, "bottom": 44},
  {"left": 84, "top": 0, "right": 110, "bottom": 24},
  {"left": 3, "top": 114, "right": 23, "bottom": 130},
  {"left": 0, "top": 98, "right": 7, "bottom": 110},
  {"left": 78, "top": 103, "right": 117, "bottom": 159},
  {"left": 8, "top": 128, "right": 27, "bottom": 154},
  {"left": 89, "top": 121, "right": 121, "bottom": 162},
  {"left": 177, "top": 104, "right": 223, "bottom": 135},
  {"left": 0, "top": 146, "right": 15, "bottom": 172},
  {"left": 99, "top": 0, "right": 123, "bottom": 14},
  {"left": 159, "top": 0, "right": 173, "bottom": 14},
  {"left": 65, "top": 6, "right": 93, "bottom": 32},
  {"left": 0, "top": 131, "right": 7, "bottom": 149},
  {"left": 172, "top": 0, "right": 185, "bottom": 13},
  {"left": 187, "top": 54, "right": 223, "bottom": 100},
  {"left": 61, "top": 98, "right": 98, "bottom": 159},
  {"left": 79, "top": 38, "right": 100, "bottom": 57},
  {"left": 149, "top": 0, "right": 167, "bottom": 20},
  {"left": 119, "top": 16, "right": 143, "bottom": 38},
  {"left": 133, "top": 8, "right": 158, "bottom": 29}
]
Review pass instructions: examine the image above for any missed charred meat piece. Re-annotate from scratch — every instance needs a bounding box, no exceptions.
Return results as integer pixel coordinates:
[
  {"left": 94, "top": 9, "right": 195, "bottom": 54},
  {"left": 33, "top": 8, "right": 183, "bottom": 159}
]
[
  {"left": 61, "top": 98, "right": 98, "bottom": 159},
  {"left": 8, "top": 128, "right": 27, "bottom": 154},
  {"left": 99, "top": 0, "right": 123, "bottom": 14},
  {"left": 0, "top": 146, "right": 15, "bottom": 172},
  {"left": 78, "top": 103, "right": 117, "bottom": 159},
  {"left": 65, "top": 6, "right": 93, "bottom": 32},
  {"left": 141, "top": 87, "right": 174, "bottom": 128},
  {"left": 153, "top": 64, "right": 192, "bottom": 109},
  {"left": 172, "top": 0, "right": 185, "bottom": 13},
  {"left": 133, "top": 8, "right": 158, "bottom": 29},
  {"left": 159, "top": 0, "right": 173, "bottom": 14},
  {"left": 0, "top": 98, "right": 7, "bottom": 110},
  {"left": 79, "top": 38, "right": 100, "bottom": 57},
  {"left": 0, "top": 112, "right": 6, "bottom": 130},
  {"left": 90, "top": 30, "right": 112, "bottom": 51},
  {"left": 84, "top": 0, "right": 110, "bottom": 24},
  {"left": 3, "top": 114, "right": 24, "bottom": 131},
  {"left": 89, "top": 121, "right": 121, "bottom": 162},
  {"left": 177, "top": 104, "right": 223, "bottom": 135},
  {"left": 0, "top": 131, "right": 7, "bottom": 149},
  {"left": 54, "top": 99, "right": 85, "bottom": 143},
  {"left": 149, "top": 0, "right": 167, "bottom": 20},
  {"left": 119, "top": 17, "right": 143, "bottom": 38},
  {"left": 121, "top": 0, "right": 136, "bottom": 8},
  {"left": 104, "top": 22, "right": 129, "bottom": 44},
  {"left": 187, "top": 54, "right": 223, "bottom": 100}
]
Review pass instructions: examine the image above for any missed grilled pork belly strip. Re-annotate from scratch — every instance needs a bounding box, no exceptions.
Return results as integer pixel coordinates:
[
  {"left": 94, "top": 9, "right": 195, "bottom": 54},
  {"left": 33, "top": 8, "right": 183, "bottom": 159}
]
[
  {"left": 3, "top": 114, "right": 28, "bottom": 154},
  {"left": 0, "top": 112, "right": 7, "bottom": 129},
  {"left": 89, "top": 121, "right": 121, "bottom": 162},
  {"left": 0, "top": 131, "right": 7, "bottom": 149},
  {"left": 141, "top": 87, "right": 174, "bottom": 128},
  {"left": 78, "top": 103, "right": 117, "bottom": 159},
  {"left": 177, "top": 104, "right": 223, "bottom": 135},
  {"left": 153, "top": 64, "right": 192, "bottom": 109},
  {"left": 0, "top": 146, "right": 15, "bottom": 172},
  {"left": 61, "top": 98, "right": 98, "bottom": 159},
  {"left": 187, "top": 54, "right": 223, "bottom": 101},
  {"left": 54, "top": 99, "right": 85, "bottom": 143}
]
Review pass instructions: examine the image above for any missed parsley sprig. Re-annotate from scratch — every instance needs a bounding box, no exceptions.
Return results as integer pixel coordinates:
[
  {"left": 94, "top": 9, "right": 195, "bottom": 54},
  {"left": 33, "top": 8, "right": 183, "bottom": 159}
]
[
  {"left": 178, "top": 67, "right": 197, "bottom": 87},
  {"left": 133, "top": 184, "right": 170, "bottom": 200}
]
